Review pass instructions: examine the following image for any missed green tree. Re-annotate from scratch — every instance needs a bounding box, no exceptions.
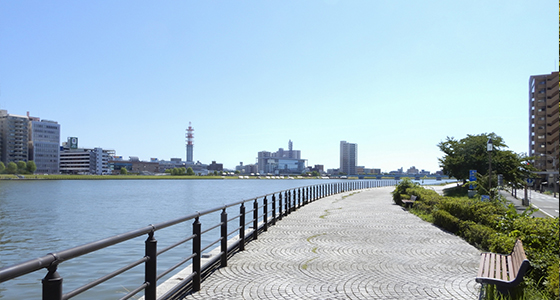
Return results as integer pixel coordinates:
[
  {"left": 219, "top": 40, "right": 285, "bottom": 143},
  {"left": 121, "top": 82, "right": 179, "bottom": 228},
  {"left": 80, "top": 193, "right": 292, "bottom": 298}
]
[
  {"left": 6, "top": 162, "right": 17, "bottom": 174},
  {"left": 17, "top": 161, "right": 26, "bottom": 172},
  {"left": 0, "top": 162, "right": 5, "bottom": 173},
  {"left": 120, "top": 167, "right": 128, "bottom": 175},
  {"left": 26, "top": 161, "right": 37, "bottom": 174},
  {"left": 186, "top": 167, "right": 195, "bottom": 176},
  {"left": 438, "top": 133, "right": 533, "bottom": 186},
  {"left": 311, "top": 171, "right": 320, "bottom": 177},
  {"left": 171, "top": 168, "right": 178, "bottom": 175},
  {"left": 234, "top": 170, "right": 240, "bottom": 174}
]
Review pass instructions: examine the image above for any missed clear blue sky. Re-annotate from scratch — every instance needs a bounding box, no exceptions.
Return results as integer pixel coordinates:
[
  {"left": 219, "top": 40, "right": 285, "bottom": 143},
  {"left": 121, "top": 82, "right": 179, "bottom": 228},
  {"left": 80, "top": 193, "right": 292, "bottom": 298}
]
[{"left": 0, "top": 1, "right": 557, "bottom": 172}]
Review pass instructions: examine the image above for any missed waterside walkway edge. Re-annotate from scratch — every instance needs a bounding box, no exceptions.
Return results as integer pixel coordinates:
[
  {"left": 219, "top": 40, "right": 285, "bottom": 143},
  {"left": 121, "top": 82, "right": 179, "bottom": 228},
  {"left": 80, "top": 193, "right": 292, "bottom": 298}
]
[{"left": 177, "top": 185, "right": 481, "bottom": 299}]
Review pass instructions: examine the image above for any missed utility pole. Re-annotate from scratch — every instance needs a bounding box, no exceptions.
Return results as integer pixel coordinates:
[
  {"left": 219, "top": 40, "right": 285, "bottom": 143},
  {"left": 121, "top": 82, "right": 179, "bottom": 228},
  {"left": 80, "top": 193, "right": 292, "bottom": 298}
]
[{"left": 487, "top": 138, "right": 493, "bottom": 196}]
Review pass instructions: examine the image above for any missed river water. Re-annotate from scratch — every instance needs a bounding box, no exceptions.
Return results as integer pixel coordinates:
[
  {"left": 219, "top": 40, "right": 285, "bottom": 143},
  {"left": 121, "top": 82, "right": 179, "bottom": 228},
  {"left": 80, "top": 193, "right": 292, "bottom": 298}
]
[{"left": 0, "top": 178, "right": 451, "bottom": 299}]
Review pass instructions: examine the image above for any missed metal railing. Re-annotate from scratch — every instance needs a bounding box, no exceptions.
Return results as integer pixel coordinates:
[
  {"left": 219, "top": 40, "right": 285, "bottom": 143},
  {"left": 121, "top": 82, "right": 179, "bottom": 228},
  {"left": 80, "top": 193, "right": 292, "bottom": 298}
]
[{"left": 0, "top": 180, "right": 396, "bottom": 300}]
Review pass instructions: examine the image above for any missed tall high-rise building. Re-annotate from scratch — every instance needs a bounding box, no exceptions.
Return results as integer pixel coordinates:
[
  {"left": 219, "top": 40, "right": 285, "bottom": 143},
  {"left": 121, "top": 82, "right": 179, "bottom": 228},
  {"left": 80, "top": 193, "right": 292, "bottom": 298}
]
[
  {"left": 186, "top": 122, "right": 194, "bottom": 163},
  {"left": 0, "top": 110, "right": 29, "bottom": 164},
  {"left": 28, "top": 116, "right": 60, "bottom": 174},
  {"left": 528, "top": 72, "right": 559, "bottom": 177},
  {"left": 340, "top": 141, "right": 357, "bottom": 175}
]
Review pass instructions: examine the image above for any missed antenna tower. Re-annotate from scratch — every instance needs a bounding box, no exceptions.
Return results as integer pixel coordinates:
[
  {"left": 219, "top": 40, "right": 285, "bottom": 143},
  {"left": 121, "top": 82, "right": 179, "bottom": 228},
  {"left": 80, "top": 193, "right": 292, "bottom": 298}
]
[{"left": 186, "top": 122, "right": 194, "bottom": 163}]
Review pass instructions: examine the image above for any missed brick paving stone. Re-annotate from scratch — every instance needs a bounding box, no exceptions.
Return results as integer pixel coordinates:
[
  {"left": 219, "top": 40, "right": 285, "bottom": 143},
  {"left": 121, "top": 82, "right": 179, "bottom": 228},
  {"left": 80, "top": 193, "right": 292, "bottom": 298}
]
[{"left": 182, "top": 186, "right": 481, "bottom": 300}]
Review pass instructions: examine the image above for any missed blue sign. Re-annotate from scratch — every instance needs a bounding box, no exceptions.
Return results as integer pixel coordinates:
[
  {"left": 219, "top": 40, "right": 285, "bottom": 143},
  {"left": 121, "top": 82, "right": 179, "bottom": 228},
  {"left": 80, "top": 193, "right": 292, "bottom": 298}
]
[
  {"left": 527, "top": 178, "right": 534, "bottom": 187},
  {"left": 481, "top": 195, "right": 490, "bottom": 202},
  {"left": 469, "top": 170, "right": 477, "bottom": 189},
  {"left": 469, "top": 170, "right": 477, "bottom": 181}
]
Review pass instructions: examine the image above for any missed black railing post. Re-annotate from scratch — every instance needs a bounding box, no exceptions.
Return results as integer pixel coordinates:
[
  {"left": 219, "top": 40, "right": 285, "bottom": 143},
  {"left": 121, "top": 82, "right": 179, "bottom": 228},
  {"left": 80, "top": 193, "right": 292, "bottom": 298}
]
[
  {"left": 284, "top": 191, "right": 289, "bottom": 215},
  {"left": 272, "top": 194, "right": 277, "bottom": 225},
  {"left": 297, "top": 189, "right": 301, "bottom": 208},
  {"left": 290, "top": 190, "right": 295, "bottom": 213},
  {"left": 315, "top": 185, "right": 318, "bottom": 199},
  {"left": 192, "top": 216, "right": 201, "bottom": 292},
  {"left": 145, "top": 230, "right": 157, "bottom": 300},
  {"left": 221, "top": 208, "right": 228, "bottom": 268},
  {"left": 263, "top": 196, "right": 268, "bottom": 231},
  {"left": 278, "top": 193, "right": 283, "bottom": 221},
  {"left": 42, "top": 263, "right": 62, "bottom": 300},
  {"left": 253, "top": 199, "right": 258, "bottom": 239},
  {"left": 239, "top": 203, "right": 246, "bottom": 251}
]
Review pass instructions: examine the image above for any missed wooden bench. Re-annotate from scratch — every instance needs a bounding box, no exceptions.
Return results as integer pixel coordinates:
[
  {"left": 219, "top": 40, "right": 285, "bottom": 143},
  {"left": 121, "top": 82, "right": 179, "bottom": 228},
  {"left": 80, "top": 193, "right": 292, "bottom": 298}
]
[
  {"left": 401, "top": 195, "right": 417, "bottom": 208},
  {"left": 476, "top": 239, "right": 530, "bottom": 291}
]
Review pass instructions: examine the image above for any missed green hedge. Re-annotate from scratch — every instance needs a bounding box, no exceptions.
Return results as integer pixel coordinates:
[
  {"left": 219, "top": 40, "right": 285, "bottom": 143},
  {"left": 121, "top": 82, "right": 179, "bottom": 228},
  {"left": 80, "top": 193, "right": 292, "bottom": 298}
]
[{"left": 392, "top": 181, "right": 559, "bottom": 299}]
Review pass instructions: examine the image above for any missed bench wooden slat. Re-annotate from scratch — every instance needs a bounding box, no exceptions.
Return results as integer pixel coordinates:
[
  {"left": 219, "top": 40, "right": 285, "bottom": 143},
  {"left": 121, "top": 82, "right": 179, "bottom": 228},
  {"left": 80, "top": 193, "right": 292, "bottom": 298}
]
[
  {"left": 488, "top": 253, "right": 496, "bottom": 278},
  {"left": 506, "top": 255, "right": 514, "bottom": 281},
  {"left": 500, "top": 254, "right": 507, "bottom": 281},
  {"left": 477, "top": 254, "right": 487, "bottom": 277}
]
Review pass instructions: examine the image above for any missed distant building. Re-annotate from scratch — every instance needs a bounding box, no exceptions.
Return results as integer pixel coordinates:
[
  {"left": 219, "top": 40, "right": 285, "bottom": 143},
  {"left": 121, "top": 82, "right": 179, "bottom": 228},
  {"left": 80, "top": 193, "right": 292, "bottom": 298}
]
[
  {"left": 131, "top": 161, "right": 159, "bottom": 174},
  {"left": 59, "top": 138, "right": 113, "bottom": 175},
  {"left": 340, "top": 141, "right": 357, "bottom": 175},
  {"left": 529, "top": 72, "right": 559, "bottom": 179},
  {"left": 356, "top": 166, "right": 365, "bottom": 174},
  {"left": 0, "top": 110, "right": 29, "bottom": 164},
  {"left": 28, "top": 114, "right": 60, "bottom": 174},
  {"left": 257, "top": 140, "right": 307, "bottom": 174},
  {"left": 327, "top": 168, "right": 340, "bottom": 175},
  {"left": 406, "top": 166, "right": 419, "bottom": 174},
  {"left": 158, "top": 158, "right": 185, "bottom": 173},
  {"left": 207, "top": 161, "right": 223, "bottom": 172},
  {"left": 310, "top": 164, "right": 324, "bottom": 173},
  {"left": 363, "top": 168, "right": 381, "bottom": 175},
  {"left": 236, "top": 162, "right": 258, "bottom": 174}
]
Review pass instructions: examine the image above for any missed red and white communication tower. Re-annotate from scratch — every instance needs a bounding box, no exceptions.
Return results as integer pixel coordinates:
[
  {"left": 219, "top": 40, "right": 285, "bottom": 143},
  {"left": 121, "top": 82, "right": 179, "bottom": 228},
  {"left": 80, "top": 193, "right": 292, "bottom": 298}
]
[{"left": 186, "top": 122, "right": 194, "bottom": 163}]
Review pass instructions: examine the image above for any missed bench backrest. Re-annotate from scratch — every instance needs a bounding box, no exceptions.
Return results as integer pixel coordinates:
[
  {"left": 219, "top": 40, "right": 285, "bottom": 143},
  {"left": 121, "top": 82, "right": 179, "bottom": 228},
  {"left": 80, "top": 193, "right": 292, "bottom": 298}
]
[
  {"left": 410, "top": 195, "right": 417, "bottom": 201},
  {"left": 510, "top": 239, "right": 529, "bottom": 278}
]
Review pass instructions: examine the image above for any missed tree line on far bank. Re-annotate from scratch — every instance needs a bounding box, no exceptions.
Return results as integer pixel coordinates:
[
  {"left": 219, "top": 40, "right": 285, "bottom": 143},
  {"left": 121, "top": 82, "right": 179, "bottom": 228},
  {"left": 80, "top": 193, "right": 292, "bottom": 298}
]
[
  {"left": 0, "top": 161, "right": 37, "bottom": 174},
  {"left": 164, "top": 167, "right": 196, "bottom": 176}
]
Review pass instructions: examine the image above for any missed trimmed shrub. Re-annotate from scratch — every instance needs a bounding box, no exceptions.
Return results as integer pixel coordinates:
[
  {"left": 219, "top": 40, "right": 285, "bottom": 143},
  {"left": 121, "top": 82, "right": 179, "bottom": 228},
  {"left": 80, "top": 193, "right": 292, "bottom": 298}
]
[
  {"left": 488, "top": 233, "right": 516, "bottom": 254},
  {"left": 432, "top": 209, "right": 461, "bottom": 234},
  {"left": 392, "top": 178, "right": 419, "bottom": 206},
  {"left": 460, "top": 220, "right": 496, "bottom": 250}
]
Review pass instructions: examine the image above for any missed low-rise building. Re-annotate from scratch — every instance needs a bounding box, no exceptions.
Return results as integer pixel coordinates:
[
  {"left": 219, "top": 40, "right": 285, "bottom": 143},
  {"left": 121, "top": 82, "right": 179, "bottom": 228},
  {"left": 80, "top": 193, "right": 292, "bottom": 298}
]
[
  {"left": 59, "top": 137, "right": 112, "bottom": 175},
  {"left": 257, "top": 141, "right": 307, "bottom": 175}
]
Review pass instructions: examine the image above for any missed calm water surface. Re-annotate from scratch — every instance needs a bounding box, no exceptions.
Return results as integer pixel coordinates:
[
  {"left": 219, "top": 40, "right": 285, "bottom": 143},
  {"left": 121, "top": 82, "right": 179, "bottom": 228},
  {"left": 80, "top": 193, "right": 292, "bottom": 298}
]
[{"left": 0, "top": 178, "right": 450, "bottom": 299}]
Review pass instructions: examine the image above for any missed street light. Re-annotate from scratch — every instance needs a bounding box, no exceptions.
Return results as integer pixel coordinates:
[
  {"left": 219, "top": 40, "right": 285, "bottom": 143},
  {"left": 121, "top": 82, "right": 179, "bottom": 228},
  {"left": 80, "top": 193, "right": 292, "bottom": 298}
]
[{"left": 487, "top": 138, "right": 493, "bottom": 194}]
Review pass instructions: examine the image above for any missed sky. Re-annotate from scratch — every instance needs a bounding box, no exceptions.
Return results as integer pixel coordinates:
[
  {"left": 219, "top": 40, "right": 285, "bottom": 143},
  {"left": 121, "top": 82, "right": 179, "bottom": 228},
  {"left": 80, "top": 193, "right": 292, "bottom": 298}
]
[{"left": 0, "top": 1, "right": 557, "bottom": 172}]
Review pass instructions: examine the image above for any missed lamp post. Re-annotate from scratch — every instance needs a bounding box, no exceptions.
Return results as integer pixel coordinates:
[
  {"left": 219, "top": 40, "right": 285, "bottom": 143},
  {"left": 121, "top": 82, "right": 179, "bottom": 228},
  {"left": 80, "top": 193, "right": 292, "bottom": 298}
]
[{"left": 487, "top": 138, "right": 493, "bottom": 195}]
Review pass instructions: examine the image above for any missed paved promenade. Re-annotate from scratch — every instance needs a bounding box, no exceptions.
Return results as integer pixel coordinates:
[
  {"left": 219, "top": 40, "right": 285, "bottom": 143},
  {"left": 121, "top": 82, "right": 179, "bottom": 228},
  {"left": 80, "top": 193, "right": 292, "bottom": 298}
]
[{"left": 183, "top": 186, "right": 481, "bottom": 299}]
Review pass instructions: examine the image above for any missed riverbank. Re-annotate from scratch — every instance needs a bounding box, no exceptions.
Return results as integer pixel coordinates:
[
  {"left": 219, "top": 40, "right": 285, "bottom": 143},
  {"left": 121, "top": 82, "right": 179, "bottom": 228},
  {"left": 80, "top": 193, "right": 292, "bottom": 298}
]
[{"left": 0, "top": 174, "right": 453, "bottom": 181}]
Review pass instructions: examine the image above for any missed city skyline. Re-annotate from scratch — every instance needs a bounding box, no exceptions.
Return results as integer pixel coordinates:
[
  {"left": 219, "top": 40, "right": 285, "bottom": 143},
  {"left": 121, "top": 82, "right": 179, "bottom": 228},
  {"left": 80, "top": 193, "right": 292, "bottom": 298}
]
[{"left": 0, "top": 1, "right": 557, "bottom": 172}]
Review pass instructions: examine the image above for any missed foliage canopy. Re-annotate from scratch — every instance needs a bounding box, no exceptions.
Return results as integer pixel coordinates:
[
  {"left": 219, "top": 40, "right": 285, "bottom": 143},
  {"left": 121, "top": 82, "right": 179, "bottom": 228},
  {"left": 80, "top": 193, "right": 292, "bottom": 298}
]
[{"left": 438, "top": 133, "right": 533, "bottom": 187}]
